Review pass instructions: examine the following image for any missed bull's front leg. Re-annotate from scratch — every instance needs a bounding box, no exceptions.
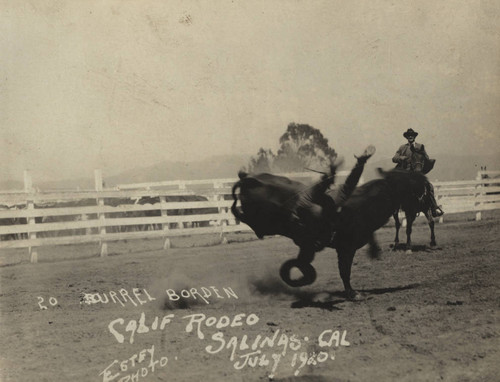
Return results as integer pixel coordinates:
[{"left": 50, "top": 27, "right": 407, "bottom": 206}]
[{"left": 336, "top": 246, "right": 357, "bottom": 299}]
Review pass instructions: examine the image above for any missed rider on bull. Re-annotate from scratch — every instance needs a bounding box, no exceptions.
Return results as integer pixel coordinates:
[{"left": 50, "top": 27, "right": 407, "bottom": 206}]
[
  {"left": 292, "top": 145, "right": 377, "bottom": 250},
  {"left": 392, "top": 128, "right": 444, "bottom": 217}
]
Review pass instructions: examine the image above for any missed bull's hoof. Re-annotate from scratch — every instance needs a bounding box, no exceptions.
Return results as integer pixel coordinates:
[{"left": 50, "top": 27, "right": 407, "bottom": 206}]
[
  {"left": 279, "top": 259, "right": 316, "bottom": 287},
  {"left": 345, "top": 289, "right": 360, "bottom": 300},
  {"left": 430, "top": 241, "right": 437, "bottom": 247}
]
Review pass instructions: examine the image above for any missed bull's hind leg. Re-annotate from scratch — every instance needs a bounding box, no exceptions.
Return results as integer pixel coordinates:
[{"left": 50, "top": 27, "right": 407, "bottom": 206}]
[
  {"left": 336, "top": 246, "right": 357, "bottom": 299},
  {"left": 368, "top": 234, "right": 381, "bottom": 259},
  {"left": 297, "top": 245, "right": 316, "bottom": 264},
  {"left": 424, "top": 210, "right": 437, "bottom": 247},
  {"left": 279, "top": 246, "right": 317, "bottom": 287}
]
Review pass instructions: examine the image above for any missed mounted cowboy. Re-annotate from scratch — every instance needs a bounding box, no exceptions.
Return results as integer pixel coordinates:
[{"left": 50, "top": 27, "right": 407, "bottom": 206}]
[{"left": 392, "top": 128, "right": 444, "bottom": 217}]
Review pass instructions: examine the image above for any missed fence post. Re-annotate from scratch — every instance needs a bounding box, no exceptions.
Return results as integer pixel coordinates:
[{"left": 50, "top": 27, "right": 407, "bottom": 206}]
[
  {"left": 95, "top": 170, "right": 108, "bottom": 256},
  {"left": 177, "top": 182, "right": 186, "bottom": 229},
  {"left": 475, "top": 172, "right": 483, "bottom": 221},
  {"left": 159, "top": 196, "right": 171, "bottom": 250},
  {"left": 24, "top": 170, "right": 38, "bottom": 263},
  {"left": 213, "top": 181, "right": 228, "bottom": 244}
]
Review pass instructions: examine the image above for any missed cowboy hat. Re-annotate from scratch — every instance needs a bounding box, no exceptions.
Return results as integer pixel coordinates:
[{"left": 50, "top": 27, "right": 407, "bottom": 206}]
[{"left": 403, "top": 128, "right": 418, "bottom": 138}]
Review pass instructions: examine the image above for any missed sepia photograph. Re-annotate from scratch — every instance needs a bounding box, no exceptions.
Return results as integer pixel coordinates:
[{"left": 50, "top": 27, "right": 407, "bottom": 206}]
[{"left": 1, "top": 1, "right": 499, "bottom": 381}]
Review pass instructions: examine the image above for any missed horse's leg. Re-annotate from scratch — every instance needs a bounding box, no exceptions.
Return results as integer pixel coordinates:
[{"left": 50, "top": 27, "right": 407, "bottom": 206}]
[
  {"left": 424, "top": 210, "right": 436, "bottom": 247},
  {"left": 336, "top": 246, "right": 357, "bottom": 299},
  {"left": 405, "top": 212, "right": 416, "bottom": 254},
  {"left": 393, "top": 211, "right": 401, "bottom": 250}
]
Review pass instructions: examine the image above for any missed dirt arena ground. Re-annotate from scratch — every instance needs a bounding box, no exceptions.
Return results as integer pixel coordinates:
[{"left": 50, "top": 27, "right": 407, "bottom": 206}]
[{"left": 1, "top": 211, "right": 499, "bottom": 382}]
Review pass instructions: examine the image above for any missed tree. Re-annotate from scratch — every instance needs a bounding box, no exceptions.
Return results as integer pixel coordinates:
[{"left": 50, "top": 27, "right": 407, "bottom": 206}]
[
  {"left": 245, "top": 123, "right": 337, "bottom": 173},
  {"left": 246, "top": 148, "right": 275, "bottom": 173},
  {"left": 273, "top": 123, "right": 337, "bottom": 172}
]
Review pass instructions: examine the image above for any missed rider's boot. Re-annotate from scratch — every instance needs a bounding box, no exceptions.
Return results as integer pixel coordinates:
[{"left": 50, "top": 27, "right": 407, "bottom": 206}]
[
  {"left": 430, "top": 196, "right": 444, "bottom": 217},
  {"left": 354, "top": 145, "right": 376, "bottom": 164},
  {"left": 432, "top": 206, "right": 444, "bottom": 217},
  {"left": 424, "top": 181, "right": 444, "bottom": 218}
]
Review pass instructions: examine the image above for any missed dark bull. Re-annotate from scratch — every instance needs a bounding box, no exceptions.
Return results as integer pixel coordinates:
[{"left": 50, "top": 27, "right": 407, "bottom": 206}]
[
  {"left": 230, "top": 170, "right": 337, "bottom": 289},
  {"left": 231, "top": 164, "right": 432, "bottom": 299}
]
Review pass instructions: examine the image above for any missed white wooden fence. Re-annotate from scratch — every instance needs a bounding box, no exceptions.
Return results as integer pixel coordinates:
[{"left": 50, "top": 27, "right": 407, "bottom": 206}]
[
  {"left": 0, "top": 170, "right": 499, "bottom": 263},
  {"left": 434, "top": 170, "right": 500, "bottom": 222}
]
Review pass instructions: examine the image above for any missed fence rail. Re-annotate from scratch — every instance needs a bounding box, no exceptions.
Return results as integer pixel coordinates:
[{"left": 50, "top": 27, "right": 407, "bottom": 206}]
[{"left": 1, "top": 169, "right": 499, "bottom": 262}]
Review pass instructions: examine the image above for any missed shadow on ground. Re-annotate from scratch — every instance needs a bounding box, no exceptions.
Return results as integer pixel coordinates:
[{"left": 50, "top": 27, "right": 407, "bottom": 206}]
[
  {"left": 290, "top": 283, "right": 420, "bottom": 311},
  {"left": 389, "top": 243, "right": 443, "bottom": 252}
]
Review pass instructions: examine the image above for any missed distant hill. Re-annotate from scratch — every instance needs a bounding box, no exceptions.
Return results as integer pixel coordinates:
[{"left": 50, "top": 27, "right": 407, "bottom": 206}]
[
  {"left": 0, "top": 152, "right": 498, "bottom": 191},
  {"left": 360, "top": 153, "right": 499, "bottom": 182},
  {"left": 429, "top": 153, "right": 500, "bottom": 181},
  {"left": 0, "top": 154, "right": 252, "bottom": 190},
  {"left": 0, "top": 180, "right": 24, "bottom": 191},
  {"left": 104, "top": 153, "right": 252, "bottom": 187}
]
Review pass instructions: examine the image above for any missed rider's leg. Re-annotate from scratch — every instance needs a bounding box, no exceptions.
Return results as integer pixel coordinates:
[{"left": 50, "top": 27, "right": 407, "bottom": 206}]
[
  {"left": 289, "top": 203, "right": 330, "bottom": 250},
  {"left": 334, "top": 145, "right": 376, "bottom": 206},
  {"left": 428, "top": 182, "right": 444, "bottom": 217}
]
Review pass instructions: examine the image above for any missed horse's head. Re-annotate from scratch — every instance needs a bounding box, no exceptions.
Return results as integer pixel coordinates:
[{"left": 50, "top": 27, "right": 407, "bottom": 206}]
[{"left": 377, "top": 168, "right": 428, "bottom": 202}]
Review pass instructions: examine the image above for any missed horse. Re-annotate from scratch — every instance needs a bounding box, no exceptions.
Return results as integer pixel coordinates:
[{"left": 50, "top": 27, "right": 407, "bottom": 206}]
[
  {"left": 392, "top": 181, "right": 437, "bottom": 254},
  {"left": 232, "top": 166, "right": 432, "bottom": 299}
]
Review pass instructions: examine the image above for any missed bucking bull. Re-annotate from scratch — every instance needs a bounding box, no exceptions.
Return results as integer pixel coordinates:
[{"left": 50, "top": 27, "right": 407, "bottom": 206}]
[{"left": 231, "top": 145, "right": 434, "bottom": 299}]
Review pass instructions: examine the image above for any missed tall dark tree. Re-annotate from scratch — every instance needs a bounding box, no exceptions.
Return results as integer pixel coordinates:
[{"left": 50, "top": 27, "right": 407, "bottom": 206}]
[
  {"left": 273, "top": 123, "right": 337, "bottom": 172},
  {"left": 245, "top": 123, "right": 336, "bottom": 173}
]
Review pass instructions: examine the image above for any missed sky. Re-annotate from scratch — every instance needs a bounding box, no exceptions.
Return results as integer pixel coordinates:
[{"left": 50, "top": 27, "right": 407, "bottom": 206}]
[{"left": 1, "top": 0, "right": 500, "bottom": 182}]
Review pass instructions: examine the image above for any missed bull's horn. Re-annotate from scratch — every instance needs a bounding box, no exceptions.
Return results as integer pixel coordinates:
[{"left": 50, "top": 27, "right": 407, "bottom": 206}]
[{"left": 304, "top": 167, "right": 327, "bottom": 175}]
